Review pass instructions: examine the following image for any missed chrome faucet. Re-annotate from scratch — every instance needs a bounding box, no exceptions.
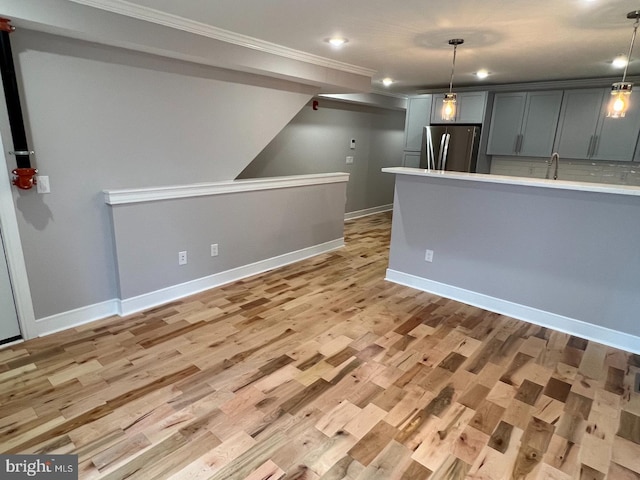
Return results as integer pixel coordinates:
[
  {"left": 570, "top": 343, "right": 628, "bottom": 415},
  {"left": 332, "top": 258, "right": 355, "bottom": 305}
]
[{"left": 546, "top": 152, "right": 559, "bottom": 180}]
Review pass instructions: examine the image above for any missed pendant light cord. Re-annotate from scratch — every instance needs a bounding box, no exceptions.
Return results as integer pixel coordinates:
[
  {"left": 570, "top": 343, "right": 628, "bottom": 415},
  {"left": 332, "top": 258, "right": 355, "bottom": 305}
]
[
  {"left": 622, "top": 16, "right": 640, "bottom": 83},
  {"left": 448, "top": 44, "right": 458, "bottom": 94}
]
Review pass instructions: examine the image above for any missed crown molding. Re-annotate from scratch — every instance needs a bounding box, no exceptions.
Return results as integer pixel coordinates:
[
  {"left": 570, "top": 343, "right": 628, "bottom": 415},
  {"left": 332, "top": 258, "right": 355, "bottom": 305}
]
[
  {"left": 416, "top": 75, "right": 640, "bottom": 94},
  {"left": 68, "top": 0, "right": 375, "bottom": 77}
]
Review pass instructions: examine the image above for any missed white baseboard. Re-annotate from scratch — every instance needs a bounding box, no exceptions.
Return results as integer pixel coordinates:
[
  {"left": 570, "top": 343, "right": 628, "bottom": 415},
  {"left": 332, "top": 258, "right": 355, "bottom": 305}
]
[
  {"left": 344, "top": 204, "right": 392, "bottom": 221},
  {"left": 34, "top": 299, "right": 119, "bottom": 337},
  {"left": 386, "top": 269, "right": 640, "bottom": 355},
  {"left": 31, "top": 239, "right": 344, "bottom": 336},
  {"left": 118, "top": 238, "right": 345, "bottom": 316}
]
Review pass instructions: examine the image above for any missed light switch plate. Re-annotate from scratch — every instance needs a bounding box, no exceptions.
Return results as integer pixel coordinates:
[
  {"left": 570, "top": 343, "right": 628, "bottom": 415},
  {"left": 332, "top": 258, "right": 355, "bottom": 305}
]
[{"left": 36, "top": 175, "right": 50, "bottom": 194}]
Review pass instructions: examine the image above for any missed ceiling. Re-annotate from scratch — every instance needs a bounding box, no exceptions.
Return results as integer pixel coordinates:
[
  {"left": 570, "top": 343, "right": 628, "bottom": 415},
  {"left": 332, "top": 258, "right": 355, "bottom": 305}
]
[
  {"left": 5, "top": 0, "right": 640, "bottom": 96},
  {"left": 102, "top": 0, "right": 640, "bottom": 95}
]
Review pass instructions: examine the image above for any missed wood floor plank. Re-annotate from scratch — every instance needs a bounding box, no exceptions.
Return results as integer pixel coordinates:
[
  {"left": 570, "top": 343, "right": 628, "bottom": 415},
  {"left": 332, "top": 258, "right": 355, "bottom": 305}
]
[
  {"left": 1, "top": 212, "right": 640, "bottom": 478},
  {"left": 166, "top": 430, "right": 256, "bottom": 480},
  {"left": 347, "top": 420, "right": 397, "bottom": 466},
  {"left": 410, "top": 402, "right": 474, "bottom": 471},
  {"left": 353, "top": 440, "right": 413, "bottom": 480},
  {"left": 293, "top": 431, "right": 358, "bottom": 477},
  {"left": 316, "top": 455, "right": 364, "bottom": 480}
]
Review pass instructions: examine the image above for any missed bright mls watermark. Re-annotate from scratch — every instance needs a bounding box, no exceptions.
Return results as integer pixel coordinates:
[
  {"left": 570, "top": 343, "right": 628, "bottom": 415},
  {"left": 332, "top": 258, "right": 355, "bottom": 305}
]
[{"left": 1, "top": 455, "right": 78, "bottom": 479}]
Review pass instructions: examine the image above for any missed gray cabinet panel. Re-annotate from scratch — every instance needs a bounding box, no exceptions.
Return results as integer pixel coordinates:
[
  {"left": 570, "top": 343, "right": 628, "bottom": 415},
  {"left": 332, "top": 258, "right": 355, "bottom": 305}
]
[
  {"left": 402, "top": 151, "right": 421, "bottom": 168},
  {"left": 555, "top": 88, "right": 640, "bottom": 161},
  {"left": 403, "top": 95, "right": 432, "bottom": 151},
  {"left": 487, "top": 91, "right": 562, "bottom": 157},
  {"left": 519, "top": 91, "right": 563, "bottom": 157},
  {"left": 486, "top": 93, "right": 526, "bottom": 155},
  {"left": 555, "top": 89, "right": 604, "bottom": 159},
  {"left": 592, "top": 93, "right": 640, "bottom": 161},
  {"left": 431, "top": 95, "right": 446, "bottom": 123},
  {"left": 431, "top": 91, "right": 487, "bottom": 124},
  {"left": 458, "top": 91, "right": 488, "bottom": 124}
]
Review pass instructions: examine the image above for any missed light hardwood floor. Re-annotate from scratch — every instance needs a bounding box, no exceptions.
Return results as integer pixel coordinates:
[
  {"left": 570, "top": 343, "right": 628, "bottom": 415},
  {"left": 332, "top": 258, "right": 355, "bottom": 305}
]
[{"left": 1, "top": 212, "right": 640, "bottom": 479}]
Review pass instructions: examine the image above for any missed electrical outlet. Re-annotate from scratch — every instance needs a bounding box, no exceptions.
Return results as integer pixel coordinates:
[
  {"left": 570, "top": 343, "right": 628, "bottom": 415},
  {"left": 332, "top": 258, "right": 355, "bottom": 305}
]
[
  {"left": 211, "top": 243, "right": 219, "bottom": 257},
  {"left": 425, "top": 249, "right": 434, "bottom": 262},
  {"left": 178, "top": 251, "right": 187, "bottom": 265},
  {"left": 346, "top": 156, "right": 354, "bottom": 164}
]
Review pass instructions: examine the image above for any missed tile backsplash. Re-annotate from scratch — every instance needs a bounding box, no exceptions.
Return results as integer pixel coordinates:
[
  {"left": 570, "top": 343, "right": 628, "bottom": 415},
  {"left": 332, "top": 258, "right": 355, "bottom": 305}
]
[{"left": 489, "top": 156, "right": 640, "bottom": 186}]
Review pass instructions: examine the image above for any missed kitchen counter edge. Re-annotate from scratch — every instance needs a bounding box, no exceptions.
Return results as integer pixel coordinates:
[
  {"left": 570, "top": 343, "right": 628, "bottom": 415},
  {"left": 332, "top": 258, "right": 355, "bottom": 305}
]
[{"left": 381, "top": 167, "right": 640, "bottom": 197}]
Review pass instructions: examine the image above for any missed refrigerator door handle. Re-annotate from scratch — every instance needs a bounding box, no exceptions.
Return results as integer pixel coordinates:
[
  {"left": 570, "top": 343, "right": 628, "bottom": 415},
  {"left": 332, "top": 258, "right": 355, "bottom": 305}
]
[
  {"left": 426, "top": 127, "right": 434, "bottom": 170},
  {"left": 467, "top": 129, "right": 477, "bottom": 168},
  {"left": 441, "top": 133, "right": 451, "bottom": 171},
  {"left": 438, "top": 133, "right": 447, "bottom": 170}
]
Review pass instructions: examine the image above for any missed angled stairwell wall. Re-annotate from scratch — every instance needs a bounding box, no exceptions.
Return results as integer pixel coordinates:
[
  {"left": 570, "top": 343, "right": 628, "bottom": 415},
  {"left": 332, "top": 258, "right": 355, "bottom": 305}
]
[{"left": 5, "top": 29, "right": 318, "bottom": 327}]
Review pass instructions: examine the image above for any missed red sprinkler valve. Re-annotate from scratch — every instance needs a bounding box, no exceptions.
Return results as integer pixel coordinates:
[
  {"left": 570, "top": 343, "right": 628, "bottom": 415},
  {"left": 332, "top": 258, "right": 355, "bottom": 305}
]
[
  {"left": 12, "top": 168, "right": 37, "bottom": 190},
  {"left": 0, "top": 18, "right": 15, "bottom": 33}
]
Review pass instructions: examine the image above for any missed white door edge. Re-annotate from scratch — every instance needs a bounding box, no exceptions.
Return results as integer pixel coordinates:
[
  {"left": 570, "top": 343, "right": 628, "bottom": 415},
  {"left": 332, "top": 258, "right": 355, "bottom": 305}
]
[{"left": 0, "top": 117, "right": 36, "bottom": 340}]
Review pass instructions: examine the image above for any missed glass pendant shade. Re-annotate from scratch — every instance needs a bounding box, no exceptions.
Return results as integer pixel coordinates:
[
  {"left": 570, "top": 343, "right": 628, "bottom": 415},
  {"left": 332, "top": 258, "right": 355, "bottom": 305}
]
[
  {"left": 442, "top": 39, "right": 463, "bottom": 121},
  {"left": 608, "top": 82, "right": 633, "bottom": 118},
  {"left": 442, "top": 93, "right": 457, "bottom": 121}
]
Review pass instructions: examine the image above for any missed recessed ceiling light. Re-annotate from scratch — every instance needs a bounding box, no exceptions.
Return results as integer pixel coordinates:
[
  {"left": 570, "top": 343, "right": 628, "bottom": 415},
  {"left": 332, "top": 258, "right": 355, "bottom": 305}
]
[
  {"left": 326, "top": 37, "right": 348, "bottom": 48},
  {"left": 476, "top": 69, "right": 489, "bottom": 79},
  {"left": 613, "top": 54, "right": 629, "bottom": 68},
  {"left": 382, "top": 77, "right": 393, "bottom": 86}
]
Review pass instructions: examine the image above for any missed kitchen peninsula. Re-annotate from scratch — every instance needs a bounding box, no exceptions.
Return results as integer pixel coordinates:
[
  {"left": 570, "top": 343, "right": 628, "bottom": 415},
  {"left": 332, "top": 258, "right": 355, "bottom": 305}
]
[{"left": 382, "top": 167, "right": 640, "bottom": 353}]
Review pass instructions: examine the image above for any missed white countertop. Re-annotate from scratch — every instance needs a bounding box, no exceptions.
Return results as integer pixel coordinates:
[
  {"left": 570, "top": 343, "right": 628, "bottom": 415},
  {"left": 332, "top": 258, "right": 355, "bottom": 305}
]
[{"left": 381, "top": 167, "right": 640, "bottom": 197}]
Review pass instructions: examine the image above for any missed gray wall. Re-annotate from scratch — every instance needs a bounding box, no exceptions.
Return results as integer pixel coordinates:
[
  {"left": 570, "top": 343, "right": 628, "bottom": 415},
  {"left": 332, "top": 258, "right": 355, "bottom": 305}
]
[
  {"left": 237, "top": 99, "right": 405, "bottom": 213},
  {"left": 5, "top": 29, "right": 317, "bottom": 319},
  {"left": 110, "top": 183, "right": 346, "bottom": 300},
  {"left": 388, "top": 174, "right": 640, "bottom": 337}
]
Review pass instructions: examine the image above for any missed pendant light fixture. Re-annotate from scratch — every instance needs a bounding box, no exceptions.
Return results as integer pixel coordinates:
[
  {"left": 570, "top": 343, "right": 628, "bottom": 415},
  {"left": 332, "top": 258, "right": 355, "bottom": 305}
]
[
  {"left": 442, "top": 38, "right": 464, "bottom": 121},
  {"left": 608, "top": 11, "right": 640, "bottom": 118}
]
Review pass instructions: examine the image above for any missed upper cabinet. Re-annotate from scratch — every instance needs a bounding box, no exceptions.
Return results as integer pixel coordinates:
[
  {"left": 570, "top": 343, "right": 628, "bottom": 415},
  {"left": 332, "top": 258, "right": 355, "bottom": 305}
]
[
  {"left": 403, "top": 95, "right": 432, "bottom": 151},
  {"left": 555, "top": 88, "right": 640, "bottom": 161},
  {"left": 487, "top": 91, "right": 563, "bottom": 157},
  {"left": 554, "top": 89, "right": 603, "bottom": 159},
  {"left": 431, "top": 91, "right": 488, "bottom": 124}
]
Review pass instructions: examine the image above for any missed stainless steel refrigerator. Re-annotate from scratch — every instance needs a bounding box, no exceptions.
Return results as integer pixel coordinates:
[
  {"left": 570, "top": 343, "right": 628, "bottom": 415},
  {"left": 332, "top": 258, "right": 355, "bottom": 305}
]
[{"left": 419, "top": 125, "right": 481, "bottom": 173}]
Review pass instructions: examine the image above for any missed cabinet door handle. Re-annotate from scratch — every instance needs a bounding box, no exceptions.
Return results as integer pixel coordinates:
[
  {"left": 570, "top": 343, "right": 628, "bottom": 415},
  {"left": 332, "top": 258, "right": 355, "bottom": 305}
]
[
  {"left": 514, "top": 134, "right": 523, "bottom": 154},
  {"left": 592, "top": 135, "right": 599, "bottom": 157},
  {"left": 587, "top": 135, "right": 595, "bottom": 157},
  {"left": 518, "top": 134, "right": 524, "bottom": 154}
]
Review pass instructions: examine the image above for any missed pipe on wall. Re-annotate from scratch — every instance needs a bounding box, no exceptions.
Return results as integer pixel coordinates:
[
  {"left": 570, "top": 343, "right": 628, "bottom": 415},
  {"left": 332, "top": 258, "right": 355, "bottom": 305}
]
[{"left": 0, "top": 18, "right": 36, "bottom": 189}]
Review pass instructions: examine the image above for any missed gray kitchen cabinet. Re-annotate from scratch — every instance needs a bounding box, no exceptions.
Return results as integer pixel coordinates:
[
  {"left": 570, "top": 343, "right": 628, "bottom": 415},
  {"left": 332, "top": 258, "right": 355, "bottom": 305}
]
[
  {"left": 554, "top": 89, "right": 604, "bottom": 159},
  {"left": 403, "top": 95, "right": 432, "bottom": 151},
  {"left": 431, "top": 91, "right": 487, "bottom": 124},
  {"left": 554, "top": 88, "right": 640, "bottom": 161},
  {"left": 486, "top": 93, "right": 525, "bottom": 155},
  {"left": 591, "top": 92, "right": 640, "bottom": 161},
  {"left": 487, "top": 91, "right": 562, "bottom": 157},
  {"left": 402, "top": 151, "right": 421, "bottom": 168}
]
